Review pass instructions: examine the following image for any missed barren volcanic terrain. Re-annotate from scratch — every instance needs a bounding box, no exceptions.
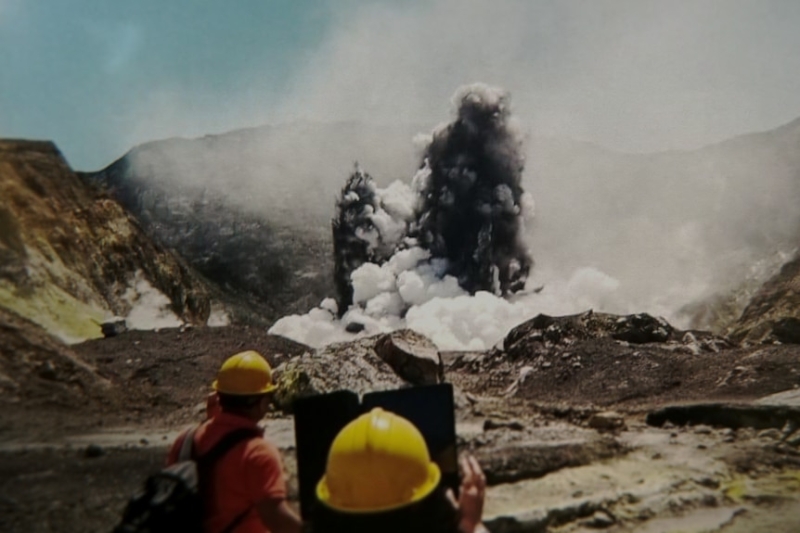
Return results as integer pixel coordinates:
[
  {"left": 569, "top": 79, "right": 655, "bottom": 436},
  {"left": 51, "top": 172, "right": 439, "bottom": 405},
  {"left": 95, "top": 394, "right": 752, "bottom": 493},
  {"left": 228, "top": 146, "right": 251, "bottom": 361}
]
[{"left": 3, "top": 312, "right": 800, "bottom": 533}]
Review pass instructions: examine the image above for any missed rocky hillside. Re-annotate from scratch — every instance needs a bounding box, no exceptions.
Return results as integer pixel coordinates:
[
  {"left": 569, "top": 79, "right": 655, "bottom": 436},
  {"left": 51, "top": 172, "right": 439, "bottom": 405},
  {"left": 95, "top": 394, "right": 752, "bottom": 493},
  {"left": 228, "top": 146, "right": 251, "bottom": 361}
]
[
  {"left": 82, "top": 158, "right": 331, "bottom": 324},
  {"left": 80, "top": 123, "right": 430, "bottom": 321},
  {"left": 0, "top": 139, "right": 211, "bottom": 342},
  {"left": 83, "top": 118, "right": 800, "bottom": 333},
  {"left": 730, "top": 251, "right": 800, "bottom": 344}
]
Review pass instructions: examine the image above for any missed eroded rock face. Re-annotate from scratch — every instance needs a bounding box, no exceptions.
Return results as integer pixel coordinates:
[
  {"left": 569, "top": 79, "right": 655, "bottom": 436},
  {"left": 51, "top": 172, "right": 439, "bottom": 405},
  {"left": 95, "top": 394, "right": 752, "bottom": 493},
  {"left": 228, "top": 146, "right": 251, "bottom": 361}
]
[
  {"left": 504, "top": 311, "right": 678, "bottom": 357},
  {"left": 732, "top": 254, "right": 800, "bottom": 345},
  {"left": 374, "top": 329, "right": 443, "bottom": 385},
  {"left": 83, "top": 138, "right": 337, "bottom": 326},
  {"left": 0, "top": 140, "right": 211, "bottom": 341}
]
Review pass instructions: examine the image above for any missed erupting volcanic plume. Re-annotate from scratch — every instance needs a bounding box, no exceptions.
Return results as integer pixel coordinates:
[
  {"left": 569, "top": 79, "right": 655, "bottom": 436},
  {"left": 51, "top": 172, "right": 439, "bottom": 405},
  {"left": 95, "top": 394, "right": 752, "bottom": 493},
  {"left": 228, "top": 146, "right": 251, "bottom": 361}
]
[
  {"left": 331, "top": 84, "right": 533, "bottom": 312},
  {"left": 410, "top": 85, "right": 532, "bottom": 295},
  {"left": 332, "top": 167, "right": 407, "bottom": 315},
  {"left": 272, "top": 84, "right": 540, "bottom": 350}
]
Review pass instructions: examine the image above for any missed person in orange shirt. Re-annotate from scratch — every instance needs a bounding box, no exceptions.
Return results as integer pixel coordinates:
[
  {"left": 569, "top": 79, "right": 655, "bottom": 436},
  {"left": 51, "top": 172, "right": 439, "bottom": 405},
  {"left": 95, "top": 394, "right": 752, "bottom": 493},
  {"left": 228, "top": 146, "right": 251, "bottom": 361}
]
[{"left": 168, "top": 351, "right": 302, "bottom": 533}]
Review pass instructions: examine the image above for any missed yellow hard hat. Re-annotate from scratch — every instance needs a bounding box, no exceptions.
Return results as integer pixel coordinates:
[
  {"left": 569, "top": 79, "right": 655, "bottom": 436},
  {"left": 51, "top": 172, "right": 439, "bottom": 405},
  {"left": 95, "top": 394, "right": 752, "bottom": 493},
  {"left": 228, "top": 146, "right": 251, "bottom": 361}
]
[
  {"left": 212, "top": 350, "right": 277, "bottom": 395},
  {"left": 316, "top": 408, "right": 441, "bottom": 513}
]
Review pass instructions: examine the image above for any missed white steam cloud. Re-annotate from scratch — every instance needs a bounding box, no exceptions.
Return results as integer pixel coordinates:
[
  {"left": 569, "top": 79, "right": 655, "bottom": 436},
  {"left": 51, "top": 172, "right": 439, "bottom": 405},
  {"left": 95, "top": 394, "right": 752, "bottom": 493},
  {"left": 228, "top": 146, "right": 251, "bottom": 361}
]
[
  {"left": 270, "top": 254, "right": 629, "bottom": 351},
  {"left": 122, "top": 272, "right": 184, "bottom": 330}
]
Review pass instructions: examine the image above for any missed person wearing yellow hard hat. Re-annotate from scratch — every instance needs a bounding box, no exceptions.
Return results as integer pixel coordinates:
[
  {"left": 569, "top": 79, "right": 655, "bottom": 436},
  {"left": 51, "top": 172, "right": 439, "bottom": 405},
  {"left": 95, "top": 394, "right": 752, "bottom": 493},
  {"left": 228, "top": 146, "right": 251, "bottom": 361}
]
[
  {"left": 167, "top": 350, "right": 302, "bottom": 533},
  {"left": 312, "top": 408, "right": 488, "bottom": 533}
]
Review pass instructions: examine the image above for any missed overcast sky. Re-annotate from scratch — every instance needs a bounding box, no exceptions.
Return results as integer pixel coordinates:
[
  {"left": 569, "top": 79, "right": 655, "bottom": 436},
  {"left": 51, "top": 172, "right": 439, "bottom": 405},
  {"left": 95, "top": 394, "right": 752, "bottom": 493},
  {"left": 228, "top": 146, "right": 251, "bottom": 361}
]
[{"left": 2, "top": 0, "right": 800, "bottom": 170}]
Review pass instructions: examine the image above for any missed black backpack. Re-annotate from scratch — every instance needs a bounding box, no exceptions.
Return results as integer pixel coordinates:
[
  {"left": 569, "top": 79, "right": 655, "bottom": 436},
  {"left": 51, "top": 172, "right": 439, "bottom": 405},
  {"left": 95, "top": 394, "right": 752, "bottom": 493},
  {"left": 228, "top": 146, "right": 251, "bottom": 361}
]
[{"left": 113, "top": 426, "right": 260, "bottom": 533}]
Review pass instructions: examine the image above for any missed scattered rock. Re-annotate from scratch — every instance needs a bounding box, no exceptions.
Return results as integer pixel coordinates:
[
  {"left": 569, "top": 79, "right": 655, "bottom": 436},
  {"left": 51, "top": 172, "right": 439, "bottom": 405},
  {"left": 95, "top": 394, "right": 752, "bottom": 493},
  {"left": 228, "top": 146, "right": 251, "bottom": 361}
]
[
  {"left": 681, "top": 332, "right": 702, "bottom": 355},
  {"left": 722, "top": 428, "right": 736, "bottom": 443},
  {"left": 694, "top": 477, "right": 720, "bottom": 489},
  {"left": 581, "top": 510, "right": 615, "bottom": 528},
  {"left": 588, "top": 411, "right": 626, "bottom": 432},
  {"left": 345, "top": 322, "right": 365, "bottom": 333},
  {"left": 101, "top": 319, "right": 128, "bottom": 338},
  {"left": 484, "top": 419, "right": 525, "bottom": 431},
  {"left": 758, "top": 428, "right": 782, "bottom": 440},
  {"left": 502, "top": 366, "right": 535, "bottom": 397},
  {"left": 780, "top": 420, "right": 798, "bottom": 441},
  {"left": 374, "top": 329, "right": 443, "bottom": 385},
  {"left": 717, "top": 365, "right": 757, "bottom": 388},
  {"left": 37, "top": 361, "right": 57, "bottom": 380},
  {"left": 84, "top": 444, "right": 105, "bottom": 458}
]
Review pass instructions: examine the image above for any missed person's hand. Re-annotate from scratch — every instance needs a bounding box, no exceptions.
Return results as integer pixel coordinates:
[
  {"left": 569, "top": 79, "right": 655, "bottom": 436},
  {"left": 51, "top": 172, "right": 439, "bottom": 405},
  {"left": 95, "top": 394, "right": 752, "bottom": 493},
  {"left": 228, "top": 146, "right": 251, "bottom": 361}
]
[{"left": 446, "top": 454, "right": 487, "bottom": 533}]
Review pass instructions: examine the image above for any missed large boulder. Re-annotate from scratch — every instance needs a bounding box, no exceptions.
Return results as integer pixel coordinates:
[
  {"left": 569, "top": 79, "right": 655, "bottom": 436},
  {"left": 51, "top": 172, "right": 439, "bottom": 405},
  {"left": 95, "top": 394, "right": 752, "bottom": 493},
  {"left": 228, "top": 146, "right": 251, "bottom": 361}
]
[
  {"left": 272, "top": 337, "right": 405, "bottom": 412},
  {"left": 504, "top": 311, "right": 677, "bottom": 358},
  {"left": 374, "top": 329, "right": 443, "bottom": 385}
]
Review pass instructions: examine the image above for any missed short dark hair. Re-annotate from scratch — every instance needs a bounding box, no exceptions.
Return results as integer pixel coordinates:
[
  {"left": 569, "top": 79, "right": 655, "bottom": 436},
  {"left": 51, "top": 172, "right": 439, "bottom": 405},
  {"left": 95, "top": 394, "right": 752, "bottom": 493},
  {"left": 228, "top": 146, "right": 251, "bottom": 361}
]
[{"left": 218, "top": 392, "right": 269, "bottom": 412}]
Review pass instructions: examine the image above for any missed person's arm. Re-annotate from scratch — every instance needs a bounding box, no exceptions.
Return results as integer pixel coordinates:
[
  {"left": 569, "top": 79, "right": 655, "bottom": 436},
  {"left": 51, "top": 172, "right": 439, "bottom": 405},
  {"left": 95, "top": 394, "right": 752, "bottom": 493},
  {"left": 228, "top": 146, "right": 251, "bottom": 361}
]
[
  {"left": 244, "top": 440, "right": 301, "bottom": 533},
  {"left": 165, "top": 429, "right": 189, "bottom": 466},
  {"left": 255, "top": 499, "right": 302, "bottom": 533}
]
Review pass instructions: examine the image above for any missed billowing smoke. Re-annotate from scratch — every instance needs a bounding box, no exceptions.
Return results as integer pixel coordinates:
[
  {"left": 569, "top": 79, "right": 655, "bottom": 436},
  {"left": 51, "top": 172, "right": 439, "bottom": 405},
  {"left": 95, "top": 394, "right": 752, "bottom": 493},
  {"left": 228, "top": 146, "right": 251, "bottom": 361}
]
[
  {"left": 411, "top": 85, "right": 532, "bottom": 295},
  {"left": 332, "top": 84, "right": 533, "bottom": 313},
  {"left": 275, "top": 84, "right": 542, "bottom": 350},
  {"left": 332, "top": 166, "right": 410, "bottom": 314}
]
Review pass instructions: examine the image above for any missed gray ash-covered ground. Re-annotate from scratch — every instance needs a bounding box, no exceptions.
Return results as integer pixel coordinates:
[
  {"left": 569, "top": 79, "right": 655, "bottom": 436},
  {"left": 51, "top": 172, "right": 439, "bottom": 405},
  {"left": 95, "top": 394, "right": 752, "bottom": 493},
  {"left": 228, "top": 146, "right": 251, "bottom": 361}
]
[
  {"left": 1, "top": 325, "right": 309, "bottom": 443},
  {"left": 76, "top": 325, "right": 309, "bottom": 415}
]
